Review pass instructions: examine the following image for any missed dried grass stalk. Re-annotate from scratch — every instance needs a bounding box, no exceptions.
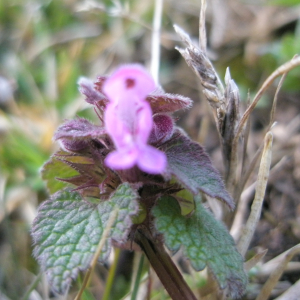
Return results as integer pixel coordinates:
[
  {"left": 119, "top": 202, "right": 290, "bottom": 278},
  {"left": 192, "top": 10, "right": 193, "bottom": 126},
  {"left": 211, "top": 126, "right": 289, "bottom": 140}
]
[
  {"left": 244, "top": 249, "right": 268, "bottom": 272},
  {"left": 256, "top": 244, "right": 300, "bottom": 300},
  {"left": 237, "top": 131, "right": 273, "bottom": 257},
  {"left": 199, "top": 0, "right": 207, "bottom": 52},
  {"left": 151, "top": 0, "right": 163, "bottom": 84},
  {"left": 235, "top": 55, "right": 300, "bottom": 142},
  {"left": 274, "top": 278, "right": 300, "bottom": 300}
]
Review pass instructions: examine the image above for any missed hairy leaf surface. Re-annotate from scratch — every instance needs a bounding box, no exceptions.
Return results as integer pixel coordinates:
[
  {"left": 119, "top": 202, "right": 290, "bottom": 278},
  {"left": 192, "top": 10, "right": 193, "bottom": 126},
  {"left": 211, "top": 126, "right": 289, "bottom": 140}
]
[
  {"left": 152, "top": 195, "right": 247, "bottom": 298},
  {"left": 162, "top": 129, "right": 234, "bottom": 209},
  {"left": 54, "top": 118, "right": 106, "bottom": 141},
  {"left": 32, "top": 183, "right": 139, "bottom": 293}
]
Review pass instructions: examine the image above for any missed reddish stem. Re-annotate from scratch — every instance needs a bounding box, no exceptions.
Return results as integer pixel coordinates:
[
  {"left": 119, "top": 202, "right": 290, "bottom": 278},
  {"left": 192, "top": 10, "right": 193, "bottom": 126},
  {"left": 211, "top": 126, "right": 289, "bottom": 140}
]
[{"left": 134, "top": 228, "right": 198, "bottom": 300}]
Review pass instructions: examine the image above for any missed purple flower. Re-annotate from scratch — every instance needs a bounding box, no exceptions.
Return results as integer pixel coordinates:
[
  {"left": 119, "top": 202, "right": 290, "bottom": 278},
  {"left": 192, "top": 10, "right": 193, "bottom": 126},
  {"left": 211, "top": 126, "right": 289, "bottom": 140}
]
[{"left": 103, "top": 64, "right": 167, "bottom": 174}]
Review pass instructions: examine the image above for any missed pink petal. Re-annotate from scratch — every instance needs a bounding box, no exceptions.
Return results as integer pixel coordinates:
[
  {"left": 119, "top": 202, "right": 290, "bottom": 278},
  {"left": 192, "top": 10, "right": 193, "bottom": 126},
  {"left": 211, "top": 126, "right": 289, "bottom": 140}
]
[
  {"left": 105, "top": 147, "right": 139, "bottom": 170},
  {"left": 103, "top": 64, "right": 155, "bottom": 102},
  {"left": 102, "top": 64, "right": 167, "bottom": 174},
  {"left": 104, "top": 104, "right": 133, "bottom": 149},
  {"left": 135, "top": 101, "right": 153, "bottom": 144},
  {"left": 137, "top": 146, "right": 167, "bottom": 174}
]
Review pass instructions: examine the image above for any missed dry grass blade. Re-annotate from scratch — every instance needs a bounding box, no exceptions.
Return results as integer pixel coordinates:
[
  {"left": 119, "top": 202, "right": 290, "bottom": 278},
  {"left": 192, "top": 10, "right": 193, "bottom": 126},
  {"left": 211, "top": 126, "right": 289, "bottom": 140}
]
[
  {"left": 268, "top": 73, "right": 287, "bottom": 131},
  {"left": 235, "top": 55, "right": 300, "bottom": 143},
  {"left": 236, "top": 143, "right": 264, "bottom": 200},
  {"left": 229, "top": 61, "right": 292, "bottom": 199},
  {"left": 74, "top": 208, "right": 119, "bottom": 300},
  {"left": 234, "top": 72, "right": 286, "bottom": 200},
  {"left": 230, "top": 182, "right": 255, "bottom": 241},
  {"left": 256, "top": 244, "right": 300, "bottom": 300},
  {"left": 238, "top": 131, "right": 273, "bottom": 257},
  {"left": 151, "top": 0, "right": 163, "bottom": 84},
  {"left": 231, "top": 155, "right": 289, "bottom": 241},
  {"left": 235, "top": 71, "right": 285, "bottom": 194},
  {"left": 239, "top": 93, "right": 251, "bottom": 186},
  {"left": 199, "top": 0, "right": 207, "bottom": 52},
  {"left": 244, "top": 249, "right": 268, "bottom": 272},
  {"left": 274, "top": 278, "right": 300, "bottom": 300}
]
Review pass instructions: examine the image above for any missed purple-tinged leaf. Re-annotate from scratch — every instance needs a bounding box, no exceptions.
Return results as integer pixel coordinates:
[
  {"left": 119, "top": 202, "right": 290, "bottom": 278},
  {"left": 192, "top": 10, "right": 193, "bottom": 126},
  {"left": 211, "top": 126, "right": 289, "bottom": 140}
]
[
  {"left": 42, "top": 150, "right": 104, "bottom": 197},
  {"left": 54, "top": 152, "right": 104, "bottom": 180},
  {"left": 42, "top": 147, "right": 121, "bottom": 199},
  {"left": 78, "top": 77, "right": 108, "bottom": 107},
  {"left": 153, "top": 195, "right": 247, "bottom": 299},
  {"left": 54, "top": 118, "right": 106, "bottom": 141},
  {"left": 149, "top": 114, "right": 174, "bottom": 144},
  {"left": 56, "top": 155, "right": 94, "bottom": 165},
  {"left": 55, "top": 153, "right": 107, "bottom": 190},
  {"left": 57, "top": 174, "right": 89, "bottom": 186},
  {"left": 94, "top": 76, "right": 107, "bottom": 94},
  {"left": 147, "top": 88, "right": 193, "bottom": 113},
  {"left": 32, "top": 183, "right": 139, "bottom": 294},
  {"left": 162, "top": 129, "right": 235, "bottom": 209}
]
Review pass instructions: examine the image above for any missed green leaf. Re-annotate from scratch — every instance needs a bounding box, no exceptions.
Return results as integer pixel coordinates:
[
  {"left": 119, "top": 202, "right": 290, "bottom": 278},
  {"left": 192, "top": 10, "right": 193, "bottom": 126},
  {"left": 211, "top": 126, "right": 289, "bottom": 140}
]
[
  {"left": 152, "top": 195, "right": 247, "bottom": 299},
  {"left": 162, "top": 129, "right": 235, "bottom": 209},
  {"left": 175, "top": 189, "right": 195, "bottom": 216},
  {"left": 41, "top": 154, "right": 79, "bottom": 194},
  {"left": 41, "top": 156, "right": 79, "bottom": 194},
  {"left": 32, "top": 183, "right": 139, "bottom": 293}
]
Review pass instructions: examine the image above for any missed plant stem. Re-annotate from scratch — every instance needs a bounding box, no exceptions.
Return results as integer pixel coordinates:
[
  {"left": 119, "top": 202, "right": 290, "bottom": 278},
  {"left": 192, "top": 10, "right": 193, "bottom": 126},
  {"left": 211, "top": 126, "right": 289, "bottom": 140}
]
[
  {"left": 21, "top": 272, "right": 43, "bottom": 300},
  {"left": 102, "top": 248, "right": 121, "bottom": 300},
  {"left": 135, "top": 228, "right": 197, "bottom": 300},
  {"left": 131, "top": 253, "right": 145, "bottom": 300}
]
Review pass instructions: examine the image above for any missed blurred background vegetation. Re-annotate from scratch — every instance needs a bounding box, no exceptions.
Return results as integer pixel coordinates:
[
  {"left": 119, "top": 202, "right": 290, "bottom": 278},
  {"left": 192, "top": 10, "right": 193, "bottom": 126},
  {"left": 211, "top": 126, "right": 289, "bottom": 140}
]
[{"left": 1, "top": 0, "right": 300, "bottom": 299}]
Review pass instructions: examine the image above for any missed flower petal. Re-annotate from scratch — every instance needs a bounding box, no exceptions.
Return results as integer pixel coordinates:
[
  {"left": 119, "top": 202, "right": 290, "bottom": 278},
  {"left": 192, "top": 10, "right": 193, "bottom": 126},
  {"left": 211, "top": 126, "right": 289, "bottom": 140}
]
[
  {"left": 103, "top": 64, "right": 155, "bottom": 101},
  {"left": 135, "top": 101, "right": 153, "bottom": 145},
  {"left": 137, "top": 146, "right": 167, "bottom": 174},
  {"left": 104, "top": 104, "right": 134, "bottom": 149},
  {"left": 105, "top": 148, "right": 138, "bottom": 170},
  {"left": 103, "top": 64, "right": 167, "bottom": 174}
]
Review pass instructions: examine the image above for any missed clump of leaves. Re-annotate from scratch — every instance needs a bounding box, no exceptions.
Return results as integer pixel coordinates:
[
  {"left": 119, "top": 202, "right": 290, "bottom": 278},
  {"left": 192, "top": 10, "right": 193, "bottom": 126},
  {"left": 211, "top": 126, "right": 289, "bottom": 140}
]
[{"left": 32, "top": 64, "right": 247, "bottom": 299}]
